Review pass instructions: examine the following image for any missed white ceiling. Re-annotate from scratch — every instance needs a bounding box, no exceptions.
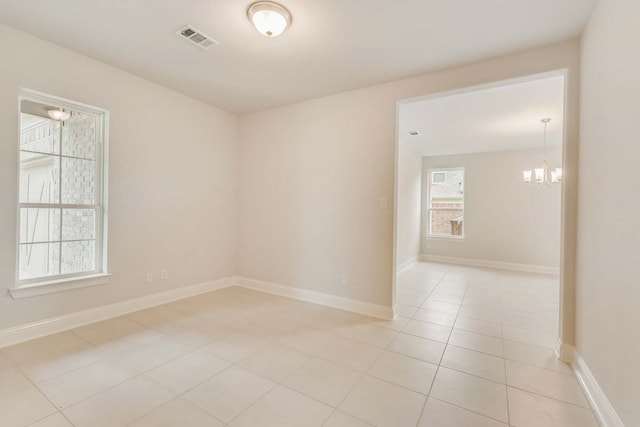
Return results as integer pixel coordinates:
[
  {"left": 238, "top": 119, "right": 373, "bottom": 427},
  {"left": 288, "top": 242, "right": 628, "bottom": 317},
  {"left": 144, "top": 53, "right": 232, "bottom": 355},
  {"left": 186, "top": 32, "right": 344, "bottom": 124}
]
[
  {"left": 0, "top": 0, "right": 595, "bottom": 113},
  {"left": 399, "top": 75, "right": 565, "bottom": 156}
]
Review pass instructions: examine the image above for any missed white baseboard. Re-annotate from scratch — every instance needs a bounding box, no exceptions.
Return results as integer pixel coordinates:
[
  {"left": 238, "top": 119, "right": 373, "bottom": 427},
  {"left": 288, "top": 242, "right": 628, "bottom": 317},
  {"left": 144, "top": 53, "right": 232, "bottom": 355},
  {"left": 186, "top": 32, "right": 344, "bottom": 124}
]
[
  {"left": 419, "top": 254, "right": 560, "bottom": 275},
  {"left": 571, "top": 347, "right": 625, "bottom": 427},
  {"left": 237, "top": 277, "right": 394, "bottom": 320},
  {"left": 0, "top": 276, "right": 236, "bottom": 349},
  {"left": 557, "top": 342, "right": 576, "bottom": 364},
  {"left": 396, "top": 257, "right": 418, "bottom": 275},
  {"left": 0, "top": 275, "right": 395, "bottom": 349}
]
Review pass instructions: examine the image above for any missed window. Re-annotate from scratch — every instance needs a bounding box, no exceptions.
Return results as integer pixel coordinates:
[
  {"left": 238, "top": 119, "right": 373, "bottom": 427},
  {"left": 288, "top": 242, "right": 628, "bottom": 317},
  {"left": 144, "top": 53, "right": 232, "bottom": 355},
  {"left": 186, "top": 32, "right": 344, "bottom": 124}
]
[
  {"left": 16, "top": 90, "right": 108, "bottom": 290},
  {"left": 427, "top": 168, "right": 464, "bottom": 238},
  {"left": 432, "top": 171, "right": 446, "bottom": 184}
]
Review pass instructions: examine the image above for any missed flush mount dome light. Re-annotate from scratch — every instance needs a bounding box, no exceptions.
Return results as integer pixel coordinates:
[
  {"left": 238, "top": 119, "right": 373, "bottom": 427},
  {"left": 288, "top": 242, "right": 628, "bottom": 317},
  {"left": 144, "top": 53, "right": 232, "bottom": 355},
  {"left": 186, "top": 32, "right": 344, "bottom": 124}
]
[
  {"left": 247, "top": 1, "right": 291, "bottom": 37},
  {"left": 47, "top": 108, "right": 71, "bottom": 121}
]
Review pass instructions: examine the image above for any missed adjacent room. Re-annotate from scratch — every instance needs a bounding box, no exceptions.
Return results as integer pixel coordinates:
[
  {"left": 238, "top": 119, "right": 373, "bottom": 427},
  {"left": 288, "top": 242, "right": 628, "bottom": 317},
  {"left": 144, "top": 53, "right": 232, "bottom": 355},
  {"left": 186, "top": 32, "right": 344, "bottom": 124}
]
[
  {"left": 0, "top": 1, "right": 638, "bottom": 426},
  {"left": 395, "top": 74, "right": 565, "bottom": 336}
]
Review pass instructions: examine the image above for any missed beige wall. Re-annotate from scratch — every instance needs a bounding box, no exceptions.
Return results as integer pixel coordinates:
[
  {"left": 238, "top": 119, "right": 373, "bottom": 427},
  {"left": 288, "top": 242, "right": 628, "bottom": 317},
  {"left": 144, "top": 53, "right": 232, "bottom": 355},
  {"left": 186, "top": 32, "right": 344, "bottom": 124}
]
[
  {"left": 0, "top": 24, "right": 239, "bottom": 330},
  {"left": 422, "top": 149, "right": 562, "bottom": 268},
  {"left": 396, "top": 144, "right": 423, "bottom": 268},
  {"left": 238, "top": 40, "right": 580, "bottom": 308},
  {"left": 578, "top": 0, "right": 640, "bottom": 425}
]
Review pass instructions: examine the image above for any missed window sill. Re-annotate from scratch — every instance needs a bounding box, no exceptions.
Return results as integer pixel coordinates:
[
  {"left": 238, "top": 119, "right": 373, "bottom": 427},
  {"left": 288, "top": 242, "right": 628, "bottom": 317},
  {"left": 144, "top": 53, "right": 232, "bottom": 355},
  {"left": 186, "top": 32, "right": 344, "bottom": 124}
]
[
  {"left": 9, "top": 273, "right": 111, "bottom": 299},
  {"left": 425, "top": 235, "right": 466, "bottom": 241}
]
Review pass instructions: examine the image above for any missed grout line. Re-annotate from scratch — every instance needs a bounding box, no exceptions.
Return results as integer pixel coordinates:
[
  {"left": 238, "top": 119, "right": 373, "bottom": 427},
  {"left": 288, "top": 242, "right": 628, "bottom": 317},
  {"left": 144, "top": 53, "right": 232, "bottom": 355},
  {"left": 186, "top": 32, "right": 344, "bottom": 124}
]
[
  {"left": 415, "top": 266, "right": 470, "bottom": 426},
  {"left": 427, "top": 396, "right": 510, "bottom": 425},
  {"left": 501, "top": 313, "right": 511, "bottom": 426}
]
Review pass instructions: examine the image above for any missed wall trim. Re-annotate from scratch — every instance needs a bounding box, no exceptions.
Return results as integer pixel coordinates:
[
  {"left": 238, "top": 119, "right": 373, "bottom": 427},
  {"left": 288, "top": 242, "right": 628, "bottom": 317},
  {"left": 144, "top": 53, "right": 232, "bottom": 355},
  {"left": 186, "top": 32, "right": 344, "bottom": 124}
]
[
  {"left": 557, "top": 341, "right": 576, "bottom": 364},
  {"left": 396, "top": 256, "right": 418, "bottom": 275},
  {"left": 237, "top": 277, "right": 394, "bottom": 320},
  {"left": 419, "top": 254, "right": 560, "bottom": 275},
  {"left": 571, "top": 346, "right": 625, "bottom": 427},
  {"left": 0, "top": 276, "right": 235, "bottom": 349}
]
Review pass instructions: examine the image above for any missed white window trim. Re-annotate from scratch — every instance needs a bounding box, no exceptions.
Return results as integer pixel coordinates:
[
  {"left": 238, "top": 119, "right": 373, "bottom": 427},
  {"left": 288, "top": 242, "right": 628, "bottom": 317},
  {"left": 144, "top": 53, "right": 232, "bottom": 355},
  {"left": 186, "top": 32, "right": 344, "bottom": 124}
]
[
  {"left": 9, "top": 273, "right": 112, "bottom": 299},
  {"left": 425, "top": 167, "right": 465, "bottom": 240},
  {"left": 13, "top": 89, "right": 109, "bottom": 298}
]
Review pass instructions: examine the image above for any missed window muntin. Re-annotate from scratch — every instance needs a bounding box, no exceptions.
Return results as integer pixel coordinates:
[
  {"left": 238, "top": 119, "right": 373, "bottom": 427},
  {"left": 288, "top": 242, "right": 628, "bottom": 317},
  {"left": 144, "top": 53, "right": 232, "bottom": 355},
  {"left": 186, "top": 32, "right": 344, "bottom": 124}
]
[
  {"left": 427, "top": 168, "right": 465, "bottom": 238},
  {"left": 17, "top": 93, "right": 106, "bottom": 286}
]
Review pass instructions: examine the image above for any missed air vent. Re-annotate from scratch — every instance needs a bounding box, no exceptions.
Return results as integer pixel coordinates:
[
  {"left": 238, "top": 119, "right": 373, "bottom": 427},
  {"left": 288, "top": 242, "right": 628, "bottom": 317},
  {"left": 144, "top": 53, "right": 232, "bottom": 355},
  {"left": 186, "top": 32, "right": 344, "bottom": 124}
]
[{"left": 177, "top": 25, "right": 219, "bottom": 49}]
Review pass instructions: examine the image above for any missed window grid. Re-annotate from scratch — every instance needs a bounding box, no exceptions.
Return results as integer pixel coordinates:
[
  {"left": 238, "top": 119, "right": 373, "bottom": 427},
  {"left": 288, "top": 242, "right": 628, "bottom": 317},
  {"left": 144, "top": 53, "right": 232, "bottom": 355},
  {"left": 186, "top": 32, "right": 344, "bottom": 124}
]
[
  {"left": 426, "top": 168, "right": 465, "bottom": 238},
  {"left": 16, "top": 91, "right": 106, "bottom": 287}
]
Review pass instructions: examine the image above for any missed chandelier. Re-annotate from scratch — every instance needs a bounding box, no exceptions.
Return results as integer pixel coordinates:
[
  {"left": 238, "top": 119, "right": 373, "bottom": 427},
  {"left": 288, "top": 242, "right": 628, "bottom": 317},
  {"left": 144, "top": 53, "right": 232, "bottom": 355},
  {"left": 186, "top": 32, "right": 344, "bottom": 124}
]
[{"left": 523, "top": 118, "right": 562, "bottom": 186}]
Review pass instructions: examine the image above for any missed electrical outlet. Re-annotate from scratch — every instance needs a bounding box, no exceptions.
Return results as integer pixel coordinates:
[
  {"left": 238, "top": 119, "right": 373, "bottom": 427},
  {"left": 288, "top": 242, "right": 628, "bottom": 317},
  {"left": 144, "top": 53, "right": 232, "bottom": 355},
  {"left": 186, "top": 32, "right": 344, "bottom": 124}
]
[
  {"left": 146, "top": 272, "right": 153, "bottom": 282},
  {"left": 379, "top": 197, "right": 388, "bottom": 209},
  {"left": 161, "top": 269, "right": 168, "bottom": 280},
  {"left": 340, "top": 274, "right": 349, "bottom": 285}
]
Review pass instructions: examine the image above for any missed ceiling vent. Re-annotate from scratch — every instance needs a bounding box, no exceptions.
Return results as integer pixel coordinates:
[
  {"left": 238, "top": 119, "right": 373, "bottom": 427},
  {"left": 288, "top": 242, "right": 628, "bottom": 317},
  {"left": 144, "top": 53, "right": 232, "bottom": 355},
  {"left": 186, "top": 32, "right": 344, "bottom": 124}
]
[{"left": 177, "top": 25, "right": 219, "bottom": 49}]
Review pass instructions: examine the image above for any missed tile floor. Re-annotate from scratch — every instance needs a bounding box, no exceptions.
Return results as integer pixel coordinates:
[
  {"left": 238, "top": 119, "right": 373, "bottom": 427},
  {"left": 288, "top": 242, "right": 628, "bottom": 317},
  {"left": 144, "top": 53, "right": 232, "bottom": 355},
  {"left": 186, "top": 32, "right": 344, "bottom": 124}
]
[{"left": 0, "top": 262, "right": 599, "bottom": 426}]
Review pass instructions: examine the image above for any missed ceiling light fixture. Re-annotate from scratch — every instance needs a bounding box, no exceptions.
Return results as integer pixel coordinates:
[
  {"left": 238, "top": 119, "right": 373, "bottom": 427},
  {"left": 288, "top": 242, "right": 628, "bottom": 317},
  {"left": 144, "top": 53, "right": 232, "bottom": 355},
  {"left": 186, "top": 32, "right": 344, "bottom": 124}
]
[
  {"left": 523, "top": 118, "right": 562, "bottom": 186},
  {"left": 47, "top": 108, "right": 71, "bottom": 121},
  {"left": 247, "top": 1, "right": 291, "bottom": 37}
]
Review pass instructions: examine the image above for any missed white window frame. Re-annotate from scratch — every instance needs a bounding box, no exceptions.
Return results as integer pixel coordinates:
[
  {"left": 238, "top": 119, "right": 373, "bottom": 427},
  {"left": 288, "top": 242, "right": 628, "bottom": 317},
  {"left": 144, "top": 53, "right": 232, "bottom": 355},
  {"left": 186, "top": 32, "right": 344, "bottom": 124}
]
[
  {"left": 12, "top": 89, "right": 110, "bottom": 298},
  {"left": 425, "top": 167, "right": 465, "bottom": 240}
]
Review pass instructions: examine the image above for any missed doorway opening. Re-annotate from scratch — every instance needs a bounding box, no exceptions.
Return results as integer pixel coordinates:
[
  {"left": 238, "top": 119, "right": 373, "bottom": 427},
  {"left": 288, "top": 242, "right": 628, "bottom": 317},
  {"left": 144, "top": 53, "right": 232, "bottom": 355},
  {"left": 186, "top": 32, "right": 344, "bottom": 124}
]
[{"left": 393, "top": 71, "right": 569, "bottom": 355}]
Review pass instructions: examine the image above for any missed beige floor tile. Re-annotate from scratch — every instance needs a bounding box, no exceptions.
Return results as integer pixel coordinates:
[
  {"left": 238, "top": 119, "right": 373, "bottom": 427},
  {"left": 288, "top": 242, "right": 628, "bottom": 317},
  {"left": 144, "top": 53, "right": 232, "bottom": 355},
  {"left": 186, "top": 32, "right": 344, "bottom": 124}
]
[
  {"left": 0, "top": 387, "right": 57, "bottom": 427},
  {"left": 73, "top": 317, "right": 164, "bottom": 355},
  {"left": 116, "top": 336, "right": 196, "bottom": 373},
  {"left": 362, "top": 316, "right": 410, "bottom": 331},
  {"left": 418, "top": 398, "right": 508, "bottom": 427},
  {"left": 412, "top": 309, "right": 457, "bottom": 327},
  {"left": 396, "top": 304, "right": 419, "bottom": 318},
  {"left": 238, "top": 344, "right": 311, "bottom": 381},
  {"left": 201, "top": 332, "right": 270, "bottom": 362},
  {"left": 448, "top": 329, "right": 503, "bottom": 357},
  {"left": 340, "top": 375, "right": 426, "bottom": 427},
  {"left": 234, "top": 315, "right": 300, "bottom": 339},
  {"left": 333, "top": 323, "right": 398, "bottom": 348},
  {"left": 2, "top": 332, "right": 87, "bottom": 363},
  {"left": 505, "top": 360, "right": 588, "bottom": 407},
  {"left": 454, "top": 316, "right": 502, "bottom": 338},
  {"left": 397, "top": 293, "right": 427, "bottom": 307},
  {"left": 62, "top": 376, "right": 174, "bottom": 427},
  {"left": 0, "top": 365, "right": 33, "bottom": 400},
  {"left": 421, "top": 301, "right": 461, "bottom": 314},
  {"left": 503, "top": 340, "right": 572, "bottom": 374},
  {"left": 182, "top": 366, "right": 275, "bottom": 423},
  {"left": 28, "top": 413, "right": 74, "bottom": 427},
  {"left": 230, "top": 385, "right": 333, "bottom": 427},
  {"left": 145, "top": 349, "right": 230, "bottom": 394},
  {"left": 282, "top": 357, "right": 362, "bottom": 406},
  {"left": 17, "top": 343, "right": 107, "bottom": 384},
  {"left": 387, "top": 333, "right": 446, "bottom": 364},
  {"left": 129, "top": 398, "right": 225, "bottom": 427},
  {"left": 37, "top": 358, "right": 138, "bottom": 408},
  {"left": 306, "top": 309, "right": 364, "bottom": 330},
  {"left": 278, "top": 327, "right": 337, "bottom": 354},
  {"left": 441, "top": 345, "right": 506, "bottom": 383},
  {"left": 322, "top": 411, "right": 373, "bottom": 426},
  {"left": 501, "top": 312, "right": 558, "bottom": 335},
  {"left": 429, "top": 294, "right": 464, "bottom": 305},
  {"left": 430, "top": 367, "right": 508, "bottom": 423},
  {"left": 318, "top": 337, "right": 383, "bottom": 372},
  {"left": 0, "top": 263, "right": 571, "bottom": 427},
  {"left": 507, "top": 387, "right": 598, "bottom": 427},
  {"left": 402, "top": 319, "right": 452, "bottom": 343},
  {"left": 367, "top": 351, "right": 437, "bottom": 394},
  {"left": 502, "top": 325, "right": 559, "bottom": 350}
]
